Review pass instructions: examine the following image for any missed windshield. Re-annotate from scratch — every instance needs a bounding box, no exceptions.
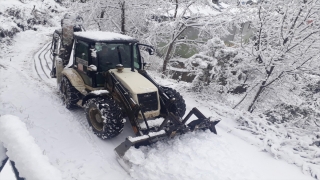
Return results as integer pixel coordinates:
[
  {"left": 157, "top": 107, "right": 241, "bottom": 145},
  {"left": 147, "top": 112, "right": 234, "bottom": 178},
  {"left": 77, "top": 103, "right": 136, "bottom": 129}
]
[{"left": 95, "top": 43, "right": 140, "bottom": 71}]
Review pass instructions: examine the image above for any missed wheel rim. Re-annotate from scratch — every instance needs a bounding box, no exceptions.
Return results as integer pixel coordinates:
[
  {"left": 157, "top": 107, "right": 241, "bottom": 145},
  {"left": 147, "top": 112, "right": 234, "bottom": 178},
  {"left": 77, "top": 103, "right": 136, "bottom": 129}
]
[{"left": 89, "top": 108, "right": 103, "bottom": 131}]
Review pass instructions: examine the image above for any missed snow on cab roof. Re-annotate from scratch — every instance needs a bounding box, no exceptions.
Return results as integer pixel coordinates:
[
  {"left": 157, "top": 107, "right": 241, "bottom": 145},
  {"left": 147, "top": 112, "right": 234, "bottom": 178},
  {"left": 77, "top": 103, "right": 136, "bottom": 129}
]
[{"left": 74, "top": 31, "right": 138, "bottom": 42}]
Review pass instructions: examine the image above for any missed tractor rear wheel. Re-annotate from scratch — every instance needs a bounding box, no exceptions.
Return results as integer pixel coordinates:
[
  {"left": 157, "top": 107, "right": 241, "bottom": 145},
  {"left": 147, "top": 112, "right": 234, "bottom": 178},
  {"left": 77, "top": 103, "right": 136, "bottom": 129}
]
[
  {"left": 161, "top": 86, "right": 186, "bottom": 118},
  {"left": 85, "top": 97, "right": 124, "bottom": 139},
  {"left": 60, "top": 76, "right": 80, "bottom": 109}
]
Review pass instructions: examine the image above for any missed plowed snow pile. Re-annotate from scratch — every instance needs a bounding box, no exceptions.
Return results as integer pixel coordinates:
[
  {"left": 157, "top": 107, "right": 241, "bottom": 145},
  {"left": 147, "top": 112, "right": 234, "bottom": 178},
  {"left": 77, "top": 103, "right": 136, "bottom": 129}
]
[{"left": 124, "top": 131, "right": 256, "bottom": 180}]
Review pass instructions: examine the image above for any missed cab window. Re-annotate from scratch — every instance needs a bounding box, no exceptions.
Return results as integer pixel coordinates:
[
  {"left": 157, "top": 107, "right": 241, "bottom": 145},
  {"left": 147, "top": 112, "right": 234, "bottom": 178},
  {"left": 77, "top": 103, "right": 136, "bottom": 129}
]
[
  {"left": 75, "top": 41, "right": 89, "bottom": 72},
  {"left": 95, "top": 43, "right": 140, "bottom": 71},
  {"left": 133, "top": 45, "right": 140, "bottom": 69},
  {"left": 75, "top": 41, "right": 92, "bottom": 86}
]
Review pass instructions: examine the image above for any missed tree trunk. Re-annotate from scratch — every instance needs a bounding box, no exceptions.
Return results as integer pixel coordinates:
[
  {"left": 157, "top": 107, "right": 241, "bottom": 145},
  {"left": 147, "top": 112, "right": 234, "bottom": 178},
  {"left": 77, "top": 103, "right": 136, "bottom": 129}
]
[
  {"left": 162, "top": 25, "right": 187, "bottom": 74},
  {"left": 120, "top": 1, "right": 125, "bottom": 34},
  {"left": 247, "top": 84, "right": 265, "bottom": 113},
  {"left": 100, "top": 10, "right": 105, "bottom": 18},
  {"left": 174, "top": 0, "right": 178, "bottom": 19},
  {"left": 162, "top": 42, "right": 175, "bottom": 74},
  {"left": 247, "top": 66, "right": 275, "bottom": 112}
]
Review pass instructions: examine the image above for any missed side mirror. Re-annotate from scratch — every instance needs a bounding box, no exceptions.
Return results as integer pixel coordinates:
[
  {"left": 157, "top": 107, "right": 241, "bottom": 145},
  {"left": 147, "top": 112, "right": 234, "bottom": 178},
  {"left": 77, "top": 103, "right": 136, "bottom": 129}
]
[
  {"left": 137, "top": 43, "right": 155, "bottom": 55},
  {"left": 87, "top": 64, "right": 97, "bottom": 72},
  {"left": 147, "top": 48, "right": 154, "bottom": 55}
]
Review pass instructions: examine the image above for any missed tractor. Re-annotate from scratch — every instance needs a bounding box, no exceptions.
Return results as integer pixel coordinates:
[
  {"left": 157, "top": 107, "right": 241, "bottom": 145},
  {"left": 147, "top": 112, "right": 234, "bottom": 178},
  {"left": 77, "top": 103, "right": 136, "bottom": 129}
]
[{"left": 50, "top": 14, "right": 220, "bottom": 163}]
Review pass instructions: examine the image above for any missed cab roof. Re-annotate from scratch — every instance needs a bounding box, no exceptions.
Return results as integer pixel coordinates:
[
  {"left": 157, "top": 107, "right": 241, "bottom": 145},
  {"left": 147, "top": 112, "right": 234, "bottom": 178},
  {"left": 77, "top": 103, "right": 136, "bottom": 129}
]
[{"left": 74, "top": 31, "right": 139, "bottom": 43}]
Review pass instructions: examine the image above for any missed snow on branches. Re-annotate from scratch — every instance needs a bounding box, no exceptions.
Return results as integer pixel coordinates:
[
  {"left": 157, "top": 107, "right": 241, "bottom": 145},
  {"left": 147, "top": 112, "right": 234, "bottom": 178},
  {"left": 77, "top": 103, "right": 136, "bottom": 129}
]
[{"left": 231, "top": 0, "right": 320, "bottom": 113}]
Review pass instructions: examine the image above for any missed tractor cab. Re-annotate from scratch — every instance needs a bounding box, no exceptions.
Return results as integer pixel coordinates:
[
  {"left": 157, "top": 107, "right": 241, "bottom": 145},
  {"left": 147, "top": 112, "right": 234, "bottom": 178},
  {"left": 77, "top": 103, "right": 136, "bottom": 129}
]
[{"left": 72, "top": 31, "right": 154, "bottom": 88}]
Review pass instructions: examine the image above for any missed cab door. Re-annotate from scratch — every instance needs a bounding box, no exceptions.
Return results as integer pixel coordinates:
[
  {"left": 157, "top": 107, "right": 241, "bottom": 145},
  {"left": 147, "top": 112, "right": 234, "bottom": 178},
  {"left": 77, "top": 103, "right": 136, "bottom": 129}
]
[{"left": 75, "top": 40, "right": 92, "bottom": 86}]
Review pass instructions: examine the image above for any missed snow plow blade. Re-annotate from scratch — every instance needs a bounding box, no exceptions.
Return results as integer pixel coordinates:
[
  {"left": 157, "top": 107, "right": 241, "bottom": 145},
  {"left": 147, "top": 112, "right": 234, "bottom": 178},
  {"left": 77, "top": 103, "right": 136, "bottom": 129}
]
[{"left": 114, "top": 107, "right": 220, "bottom": 169}]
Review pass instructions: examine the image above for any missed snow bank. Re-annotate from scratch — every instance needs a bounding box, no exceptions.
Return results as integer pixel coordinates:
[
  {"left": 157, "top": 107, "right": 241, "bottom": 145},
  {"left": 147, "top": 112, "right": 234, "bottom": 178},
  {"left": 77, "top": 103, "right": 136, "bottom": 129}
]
[
  {"left": 0, "top": 115, "right": 62, "bottom": 180},
  {"left": 0, "top": 0, "right": 64, "bottom": 56},
  {"left": 0, "top": 0, "right": 64, "bottom": 51},
  {"left": 164, "top": 53, "right": 320, "bottom": 179},
  {"left": 124, "top": 131, "right": 257, "bottom": 180},
  {"left": 187, "top": 93, "right": 320, "bottom": 180},
  {"left": 235, "top": 113, "right": 320, "bottom": 179}
]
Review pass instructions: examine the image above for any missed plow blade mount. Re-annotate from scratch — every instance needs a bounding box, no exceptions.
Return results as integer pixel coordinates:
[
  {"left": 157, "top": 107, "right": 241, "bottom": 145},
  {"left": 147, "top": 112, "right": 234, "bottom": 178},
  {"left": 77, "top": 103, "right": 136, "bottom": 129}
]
[{"left": 114, "top": 108, "right": 220, "bottom": 170}]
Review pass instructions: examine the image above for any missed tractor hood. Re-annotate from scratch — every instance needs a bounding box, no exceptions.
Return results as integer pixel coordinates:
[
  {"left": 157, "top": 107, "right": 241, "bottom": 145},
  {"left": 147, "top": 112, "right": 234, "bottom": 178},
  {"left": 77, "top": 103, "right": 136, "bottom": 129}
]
[
  {"left": 109, "top": 68, "right": 160, "bottom": 118},
  {"left": 109, "top": 68, "right": 158, "bottom": 94}
]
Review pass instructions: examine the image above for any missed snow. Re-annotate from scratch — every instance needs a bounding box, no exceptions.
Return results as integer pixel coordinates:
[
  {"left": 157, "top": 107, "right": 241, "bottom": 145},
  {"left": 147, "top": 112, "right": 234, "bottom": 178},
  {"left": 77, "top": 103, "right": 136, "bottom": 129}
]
[
  {"left": 0, "top": 115, "right": 62, "bottom": 180},
  {"left": 170, "top": 67, "right": 194, "bottom": 72},
  {"left": 0, "top": 143, "right": 7, "bottom": 161},
  {"left": 0, "top": 27, "right": 315, "bottom": 179},
  {"left": 0, "top": 161, "right": 16, "bottom": 180},
  {"left": 127, "top": 130, "right": 166, "bottom": 142},
  {"left": 124, "top": 131, "right": 256, "bottom": 180},
  {"left": 0, "top": 29, "right": 131, "bottom": 180},
  {"left": 0, "top": 19, "right": 18, "bottom": 31},
  {"left": 219, "top": 2, "right": 229, "bottom": 9},
  {"left": 0, "top": 1, "right": 318, "bottom": 179},
  {"left": 165, "top": 4, "right": 221, "bottom": 18},
  {"left": 123, "top": 147, "right": 145, "bottom": 166},
  {"left": 90, "top": 90, "right": 109, "bottom": 95},
  {"left": 0, "top": 144, "right": 6, "bottom": 167},
  {"left": 74, "top": 31, "right": 137, "bottom": 42},
  {"left": 128, "top": 135, "right": 149, "bottom": 142},
  {"left": 0, "top": 0, "right": 63, "bottom": 30},
  {"left": 139, "top": 117, "right": 164, "bottom": 130},
  {"left": 148, "top": 130, "right": 166, "bottom": 137}
]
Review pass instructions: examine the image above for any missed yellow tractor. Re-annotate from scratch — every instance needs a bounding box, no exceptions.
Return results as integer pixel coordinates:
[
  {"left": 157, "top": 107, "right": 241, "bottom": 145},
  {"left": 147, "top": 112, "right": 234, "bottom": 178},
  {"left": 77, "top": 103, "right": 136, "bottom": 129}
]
[{"left": 50, "top": 14, "right": 220, "bottom": 163}]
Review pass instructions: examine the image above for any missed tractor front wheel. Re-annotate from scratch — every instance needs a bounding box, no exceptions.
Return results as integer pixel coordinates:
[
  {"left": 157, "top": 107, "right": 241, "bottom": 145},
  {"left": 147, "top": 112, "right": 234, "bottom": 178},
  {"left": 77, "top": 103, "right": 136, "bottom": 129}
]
[
  {"left": 161, "top": 86, "right": 186, "bottom": 118},
  {"left": 85, "top": 97, "right": 124, "bottom": 139}
]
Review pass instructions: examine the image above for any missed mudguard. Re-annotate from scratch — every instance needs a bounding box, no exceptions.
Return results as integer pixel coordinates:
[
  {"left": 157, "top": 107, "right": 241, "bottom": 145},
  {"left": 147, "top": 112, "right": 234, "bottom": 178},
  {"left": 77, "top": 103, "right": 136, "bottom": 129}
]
[
  {"left": 61, "top": 68, "right": 87, "bottom": 95},
  {"left": 81, "top": 90, "right": 110, "bottom": 106}
]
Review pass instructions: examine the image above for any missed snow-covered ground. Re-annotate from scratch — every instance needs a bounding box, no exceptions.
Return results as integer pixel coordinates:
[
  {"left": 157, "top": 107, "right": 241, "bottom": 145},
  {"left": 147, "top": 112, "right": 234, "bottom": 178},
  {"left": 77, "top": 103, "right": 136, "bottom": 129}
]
[
  {"left": 0, "top": 29, "right": 133, "bottom": 180},
  {"left": 0, "top": 27, "right": 315, "bottom": 180},
  {"left": 0, "top": 0, "right": 318, "bottom": 179}
]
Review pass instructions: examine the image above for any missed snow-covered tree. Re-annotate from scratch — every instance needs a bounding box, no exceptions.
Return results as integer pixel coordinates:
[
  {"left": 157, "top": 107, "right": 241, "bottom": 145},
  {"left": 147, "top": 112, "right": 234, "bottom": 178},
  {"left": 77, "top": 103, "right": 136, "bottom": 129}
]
[
  {"left": 70, "top": 0, "right": 152, "bottom": 37},
  {"left": 232, "top": 0, "right": 320, "bottom": 112},
  {"left": 149, "top": 0, "right": 238, "bottom": 74},
  {"left": 183, "top": 38, "right": 239, "bottom": 92},
  {"left": 71, "top": 0, "right": 237, "bottom": 74}
]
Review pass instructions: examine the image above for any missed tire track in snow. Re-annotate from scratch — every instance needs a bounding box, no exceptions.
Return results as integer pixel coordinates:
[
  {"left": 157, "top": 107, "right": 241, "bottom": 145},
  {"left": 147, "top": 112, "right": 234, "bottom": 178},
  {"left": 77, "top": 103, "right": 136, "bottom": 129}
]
[
  {"left": 49, "top": 51, "right": 53, "bottom": 61},
  {"left": 3, "top": 32, "right": 129, "bottom": 179},
  {"left": 34, "top": 42, "right": 51, "bottom": 80},
  {"left": 38, "top": 43, "right": 51, "bottom": 78},
  {"left": 34, "top": 43, "right": 112, "bottom": 156},
  {"left": 33, "top": 47, "right": 45, "bottom": 81},
  {"left": 44, "top": 48, "right": 51, "bottom": 71},
  {"left": 34, "top": 43, "right": 99, "bottom": 146}
]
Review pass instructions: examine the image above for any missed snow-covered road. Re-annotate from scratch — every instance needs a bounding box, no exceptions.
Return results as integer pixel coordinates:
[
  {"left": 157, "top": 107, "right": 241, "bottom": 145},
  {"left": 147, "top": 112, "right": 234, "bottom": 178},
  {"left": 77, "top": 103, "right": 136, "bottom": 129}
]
[
  {"left": 0, "top": 29, "right": 314, "bottom": 180},
  {"left": 0, "top": 29, "right": 132, "bottom": 180}
]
